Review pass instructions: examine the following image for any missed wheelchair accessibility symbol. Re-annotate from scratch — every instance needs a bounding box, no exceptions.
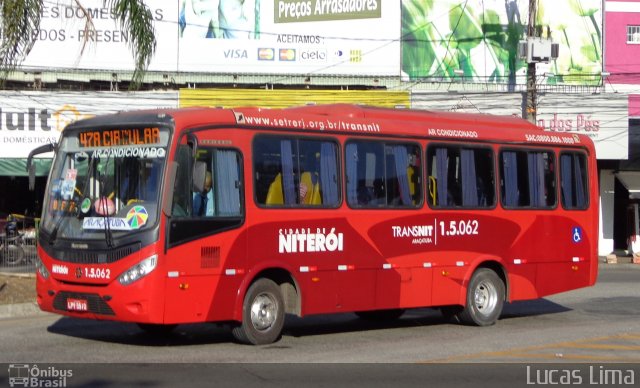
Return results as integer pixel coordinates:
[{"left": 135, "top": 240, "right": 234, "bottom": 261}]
[{"left": 572, "top": 227, "right": 583, "bottom": 243}]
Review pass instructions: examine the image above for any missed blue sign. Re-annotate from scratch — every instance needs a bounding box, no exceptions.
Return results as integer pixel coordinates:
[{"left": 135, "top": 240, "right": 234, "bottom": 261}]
[{"left": 572, "top": 227, "right": 583, "bottom": 243}]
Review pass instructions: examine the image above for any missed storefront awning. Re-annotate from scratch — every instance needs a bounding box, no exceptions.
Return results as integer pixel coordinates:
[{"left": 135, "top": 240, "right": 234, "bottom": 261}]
[
  {"left": 0, "top": 158, "right": 52, "bottom": 177},
  {"left": 616, "top": 171, "right": 640, "bottom": 199}
]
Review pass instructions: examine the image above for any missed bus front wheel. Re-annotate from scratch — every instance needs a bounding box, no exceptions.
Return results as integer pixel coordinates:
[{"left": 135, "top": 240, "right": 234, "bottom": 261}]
[
  {"left": 457, "top": 268, "right": 505, "bottom": 326},
  {"left": 232, "top": 278, "right": 285, "bottom": 345}
]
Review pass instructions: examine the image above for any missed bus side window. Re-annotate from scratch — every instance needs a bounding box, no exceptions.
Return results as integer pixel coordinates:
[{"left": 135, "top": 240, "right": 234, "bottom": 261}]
[
  {"left": 560, "top": 152, "right": 588, "bottom": 210},
  {"left": 471, "top": 148, "right": 495, "bottom": 207},
  {"left": 346, "top": 141, "right": 420, "bottom": 208},
  {"left": 254, "top": 136, "right": 340, "bottom": 208},
  {"left": 501, "top": 149, "right": 556, "bottom": 209},
  {"left": 428, "top": 146, "right": 458, "bottom": 208},
  {"left": 385, "top": 144, "right": 421, "bottom": 207},
  {"left": 253, "top": 137, "right": 281, "bottom": 205},
  {"left": 346, "top": 142, "right": 382, "bottom": 207},
  {"left": 213, "top": 149, "right": 242, "bottom": 216},
  {"left": 428, "top": 145, "right": 493, "bottom": 209}
]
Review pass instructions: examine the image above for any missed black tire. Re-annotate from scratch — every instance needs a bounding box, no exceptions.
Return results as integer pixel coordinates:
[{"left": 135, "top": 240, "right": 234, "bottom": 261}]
[
  {"left": 137, "top": 323, "right": 177, "bottom": 335},
  {"left": 1, "top": 243, "right": 25, "bottom": 265},
  {"left": 232, "top": 278, "right": 285, "bottom": 345},
  {"left": 456, "top": 268, "right": 505, "bottom": 326},
  {"left": 355, "top": 309, "right": 405, "bottom": 321},
  {"left": 440, "top": 305, "right": 463, "bottom": 322}
]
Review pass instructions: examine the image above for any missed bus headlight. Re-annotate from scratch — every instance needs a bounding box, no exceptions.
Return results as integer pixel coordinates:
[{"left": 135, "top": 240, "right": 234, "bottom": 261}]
[
  {"left": 35, "top": 256, "right": 49, "bottom": 279},
  {"left": 118, "top": 255, "right": 157, "bottom": 286}
]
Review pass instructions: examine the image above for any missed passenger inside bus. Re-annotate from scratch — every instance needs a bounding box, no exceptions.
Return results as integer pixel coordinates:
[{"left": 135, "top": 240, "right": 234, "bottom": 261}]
[
  {"left": 299, "top": 152, "right": 322, "bottom": 205},
  {"left": 193, "top": 170, "right": 214, "bottom": 216},
  {"left": 265, "top": 151, "right": 323, "bottom": 206},
  {"left": 265, "top": 173, "right": 284, "bottom": 205},
  {"left": 189, "top": 159, "right": 215, "bottom": 216},
  {"left": 256, "top": 137, "right": 339, "bottom": 207}
]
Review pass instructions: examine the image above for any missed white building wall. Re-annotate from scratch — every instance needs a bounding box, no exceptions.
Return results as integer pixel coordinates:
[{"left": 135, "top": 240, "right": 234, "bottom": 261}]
[{"left": 599, "top": 170, "right": 615, "bottom": 256}]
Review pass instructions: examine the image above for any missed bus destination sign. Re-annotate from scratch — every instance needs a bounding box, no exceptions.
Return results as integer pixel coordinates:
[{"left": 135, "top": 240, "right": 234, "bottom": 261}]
[{"left": 78, "top": 127, "right": 161, "bottom": 148}]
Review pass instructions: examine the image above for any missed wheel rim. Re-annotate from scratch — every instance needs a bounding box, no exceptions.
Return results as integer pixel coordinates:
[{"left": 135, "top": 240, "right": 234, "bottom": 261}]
[
  {"left": 3, "top": 245, "right": 24, "bottom": 265},
  {"left": 473, "top": 280, "right": 498, "bottom": 317},
  {"left": 250, "top": 293, "right": 278, "bottom": 331}
]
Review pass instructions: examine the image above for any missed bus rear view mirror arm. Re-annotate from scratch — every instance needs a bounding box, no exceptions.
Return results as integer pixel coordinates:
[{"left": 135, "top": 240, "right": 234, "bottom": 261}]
[{"left": 26, "top": 143, "right": 57, "bottom": 191}]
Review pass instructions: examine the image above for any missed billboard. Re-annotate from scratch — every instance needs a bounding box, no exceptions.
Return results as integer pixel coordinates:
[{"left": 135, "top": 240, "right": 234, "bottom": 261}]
[
  {"left": 178, "top": 0, "right": 400, "bottom": 75},
  {"left": 18, "top": 0, "right": 400, "bottom": 76},
  {"left": 0, "top": 91, "right": 178, "bottom": 158},
  {"left": 19, "top": 1, "right": 178, "bottom": 72},
  {"left": 401, "top": 0, "right": 602, "bottom": 86}
]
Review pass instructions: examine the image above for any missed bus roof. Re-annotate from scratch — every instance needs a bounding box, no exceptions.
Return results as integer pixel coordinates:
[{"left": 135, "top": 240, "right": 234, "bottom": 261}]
[
  {"left": 283, "top": 103, "right": 533, "bottom": 129},
  {"left": 230, "top": 104, "right": 594, "bottom": 151},
  {"left": 68, "top": 104, "right": 595, "bottom": 151}
]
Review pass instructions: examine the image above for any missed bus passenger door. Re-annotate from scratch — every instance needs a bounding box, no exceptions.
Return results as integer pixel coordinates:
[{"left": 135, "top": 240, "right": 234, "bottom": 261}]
[{"left": 163, "top": 142, "right": 247, "bottom": 324}]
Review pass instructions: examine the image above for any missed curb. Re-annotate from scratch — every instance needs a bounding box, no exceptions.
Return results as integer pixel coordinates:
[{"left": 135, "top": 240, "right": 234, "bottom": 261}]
[
  {"left": 0, "top": 302, "right": 46, "bottom": 319},
  {"left": 0, "top": 272, "right": 35, "bottom": 278},
  {"left": 600, "top": 263, "right": 640, "bottom": 270}
]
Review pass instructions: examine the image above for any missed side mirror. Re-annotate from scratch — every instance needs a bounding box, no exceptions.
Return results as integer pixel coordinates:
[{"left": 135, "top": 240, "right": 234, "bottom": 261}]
[
  {"left": 162, "top": 162, "right": 178, "bottom": 217},
  {"left": 27, "top": 143, "right": 56, "bottom": 191}
]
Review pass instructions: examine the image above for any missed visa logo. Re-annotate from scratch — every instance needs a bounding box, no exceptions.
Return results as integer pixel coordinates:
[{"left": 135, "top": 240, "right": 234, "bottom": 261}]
[{"left": 224, "top": 49, "right": 248, "bottom": 59}]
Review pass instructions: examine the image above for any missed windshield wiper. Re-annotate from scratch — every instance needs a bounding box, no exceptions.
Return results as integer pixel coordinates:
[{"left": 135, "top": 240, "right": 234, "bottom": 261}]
[
  {"left": 48, "top": 214, "right": 66, "bottom": 245},
  {"left": 80, "top": 151, "right": 97, "bottom": 203},
  {"left": 100, "top": 150, "right": 115, "bottom": 248}
]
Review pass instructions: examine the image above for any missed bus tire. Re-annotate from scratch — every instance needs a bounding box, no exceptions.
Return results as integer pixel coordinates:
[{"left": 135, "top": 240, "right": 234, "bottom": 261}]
[
  {"left": 440, "top": 306, "right": 463, "bottom": 322},
  {"left": 457, "top": 268, "right": 504, "bottom": 326},
  {"left": 355, "top": 309, "right": 405, "bottom": 321},
  {"left": 232, "top": 278, "right": 285, "bottom": 345},
  {"left": 1, "top": 243, "right": 25, "bottom": 265}
]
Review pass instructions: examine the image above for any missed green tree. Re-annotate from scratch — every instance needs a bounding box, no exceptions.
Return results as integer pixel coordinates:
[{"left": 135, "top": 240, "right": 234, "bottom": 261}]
[{"left": 0, "top": 0, "right": 156, "bottom": 89}]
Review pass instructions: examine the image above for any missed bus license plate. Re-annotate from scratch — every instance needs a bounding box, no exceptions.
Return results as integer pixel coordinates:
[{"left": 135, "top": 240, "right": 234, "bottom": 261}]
[{"left": 67, "top": 298, "right": 88, "bottom": 312}]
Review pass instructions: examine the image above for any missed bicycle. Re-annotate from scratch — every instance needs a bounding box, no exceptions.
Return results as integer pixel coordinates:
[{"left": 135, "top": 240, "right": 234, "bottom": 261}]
[{"left": 0, "top": 217, "right": 26, "bottom": 266}]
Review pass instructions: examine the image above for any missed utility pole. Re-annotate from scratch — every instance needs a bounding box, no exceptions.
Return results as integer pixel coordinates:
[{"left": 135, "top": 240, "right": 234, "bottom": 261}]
[{"left": 525, "top": 0, "right": 538, "bottom": 125}]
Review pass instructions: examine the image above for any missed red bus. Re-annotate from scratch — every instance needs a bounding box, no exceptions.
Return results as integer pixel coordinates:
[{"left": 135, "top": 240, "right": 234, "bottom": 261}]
[{"left": 28, "top": 104, "right": 598, "bottom": 345}]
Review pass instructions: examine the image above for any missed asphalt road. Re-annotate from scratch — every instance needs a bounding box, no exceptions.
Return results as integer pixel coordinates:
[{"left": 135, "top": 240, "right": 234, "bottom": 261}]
[{"left": 1, "top": 263, "right": 639, "bottom": 386}]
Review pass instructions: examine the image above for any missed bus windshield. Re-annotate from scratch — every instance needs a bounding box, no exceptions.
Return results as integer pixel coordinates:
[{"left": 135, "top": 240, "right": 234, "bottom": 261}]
[{"left": 40, "top": 126, "right": 171, "bottom": 242}]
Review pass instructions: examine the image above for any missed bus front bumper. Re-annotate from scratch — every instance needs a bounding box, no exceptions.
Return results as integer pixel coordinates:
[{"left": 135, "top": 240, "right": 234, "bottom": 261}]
[{"left": 36, "top": 272, "right": 165, "bottom": 324}]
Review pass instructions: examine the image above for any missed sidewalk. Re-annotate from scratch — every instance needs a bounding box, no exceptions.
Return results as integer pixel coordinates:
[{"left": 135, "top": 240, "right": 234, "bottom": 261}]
[{"left": 0, "top": 272, "right": 41, "bottom": 319}]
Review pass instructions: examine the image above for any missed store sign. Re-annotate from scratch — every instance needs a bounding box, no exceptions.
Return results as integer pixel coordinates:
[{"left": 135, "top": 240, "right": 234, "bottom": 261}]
[
  {"left": 537, "top": 94, "right": 628, "bottom": 160},
  {"left": 0, "top": 91, "right": 178, "bottom": 158}
]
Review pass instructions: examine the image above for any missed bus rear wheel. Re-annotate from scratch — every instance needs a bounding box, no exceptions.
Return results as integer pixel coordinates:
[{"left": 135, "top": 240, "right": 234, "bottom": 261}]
[
  {"left": 232, "top": 278, "right": 285, "bottom": 345},
  {"left": 457, "top": 268, "right": 504, "bottom": 326}
]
